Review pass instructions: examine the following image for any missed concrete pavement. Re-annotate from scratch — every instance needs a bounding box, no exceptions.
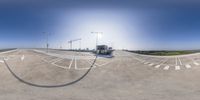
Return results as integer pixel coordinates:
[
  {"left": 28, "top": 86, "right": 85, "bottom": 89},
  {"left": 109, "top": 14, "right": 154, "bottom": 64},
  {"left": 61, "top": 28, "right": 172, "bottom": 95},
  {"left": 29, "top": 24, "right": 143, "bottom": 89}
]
[{"left": 0, "top": 49, "right": 200, "bottom": 100}]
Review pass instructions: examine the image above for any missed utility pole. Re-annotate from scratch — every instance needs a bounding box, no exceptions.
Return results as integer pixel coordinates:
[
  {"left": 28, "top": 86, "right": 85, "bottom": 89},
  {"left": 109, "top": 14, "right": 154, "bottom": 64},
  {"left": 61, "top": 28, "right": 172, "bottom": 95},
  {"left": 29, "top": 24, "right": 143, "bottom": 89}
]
[
  {"left": 91, "top": 32, "right": 103, "bottom": 52},
  {"left": 43, "top": 32, "right": 50, "bottom": 53}
]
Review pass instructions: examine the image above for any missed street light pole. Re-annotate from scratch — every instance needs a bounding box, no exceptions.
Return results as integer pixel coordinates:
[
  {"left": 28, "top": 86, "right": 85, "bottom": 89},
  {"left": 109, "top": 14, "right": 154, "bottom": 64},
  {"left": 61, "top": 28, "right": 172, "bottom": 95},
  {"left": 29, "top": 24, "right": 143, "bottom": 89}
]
[{"left": 43, "top": 32, "right": 49, "bottom": 53}]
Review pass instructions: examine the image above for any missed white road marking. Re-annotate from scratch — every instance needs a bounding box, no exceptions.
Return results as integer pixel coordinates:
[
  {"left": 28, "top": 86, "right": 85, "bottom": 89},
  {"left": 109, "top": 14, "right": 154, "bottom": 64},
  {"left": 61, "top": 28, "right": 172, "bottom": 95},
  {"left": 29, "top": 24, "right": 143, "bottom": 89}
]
[
  {"left": 178, "top": 57, "right": 182, "bottom": 65},
  {"left": 163, "top": 65, "right": 170, "bottom": 70},
  {"left": 52, "top": 64, "right": 67, "bottom": 69},
  {"left": 148, "top": 63, "right": 154, "bottom": 66},
  {"left": 132, "top": 55, "right": 145, "bottom": 63},
  {"left": 185, "top": 64, "right": 191, "bottom": 69},
  {"left": 190, "top": 58, "right": 199, "bottom": 66},
  {"left": 51, "top": 57, "right": 74, "bottom": 69},
  {"left": 86, "top": 59, "right": 97, "bottom": 68},
  {"left": 51, "top": 58, "right": 63, "bottom": 64},
  {"left": 194, "top": 62, "right": 199, "bottom": 66},
  {"left": 155, "top": 65, "right": 161, "bottom": 68},
  {"left": 94, "top": 59, "right": 114, "bottom": 67},
  {"left": 75, "top": 58, "right": 94, "bottom": 70},
  {"left": 75, "top": 60, "right": 91, "bottom": 70},
  {"left": 68, "top": 56, "right": 74, "bottom": 69},
  {"left": 175, "top": 66, "right": 180, "bottom": 70},
  {"left": 154, "top": 58, "right": 168, "bottom": 69},
  {"left": 21, "top": 55, "right": 25, "bottom": 61},
  {"left": 42, "top": 58, "right": 49, "bottom": 63},
  {"left": 175, "top": 57, "right": 178, "bottom": 65},
  {"left": 0, "top": 60, "right": 4, "bottom": 63},
  {"left": 75, "top": 57, "right": 77, "bottom": 69}
]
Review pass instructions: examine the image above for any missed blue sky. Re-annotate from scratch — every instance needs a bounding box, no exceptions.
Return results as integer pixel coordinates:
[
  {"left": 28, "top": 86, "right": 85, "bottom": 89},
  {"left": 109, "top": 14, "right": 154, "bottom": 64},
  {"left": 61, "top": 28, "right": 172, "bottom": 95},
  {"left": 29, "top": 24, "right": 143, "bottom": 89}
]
[{"left": 0, "top": 0, "right": 200, "bottom": 50}]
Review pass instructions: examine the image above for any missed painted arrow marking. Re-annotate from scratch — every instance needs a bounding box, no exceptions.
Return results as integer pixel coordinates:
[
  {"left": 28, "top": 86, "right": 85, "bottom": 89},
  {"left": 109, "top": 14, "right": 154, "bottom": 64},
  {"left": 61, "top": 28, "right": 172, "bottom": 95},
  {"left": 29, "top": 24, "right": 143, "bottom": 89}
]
[{"left": 21, "top": 55, "right": 25, "bottom": 61}]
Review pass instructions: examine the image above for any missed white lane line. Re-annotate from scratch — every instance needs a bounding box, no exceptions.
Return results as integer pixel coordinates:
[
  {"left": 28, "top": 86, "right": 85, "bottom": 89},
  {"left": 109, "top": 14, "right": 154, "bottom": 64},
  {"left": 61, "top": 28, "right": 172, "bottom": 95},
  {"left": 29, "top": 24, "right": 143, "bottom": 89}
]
[
  {"left": 51, "top": 58, "right": 63, "bottom": 64},
  {"left": 163, "top": 65, "right": 170, "bottom": 70},
  {"left": 21, "top": 55, "right": 25, "bottom": 61},
  {"left": 52, "top": 64, "right": 67, "bottom": 69},
  {"left": 178, "top": 57, "right": 182, "bottom": 65},
  {"left": 175, "top": 66, "right": 180, "bottom": 70},
  {"left": 148, "top": 63, "right": 154, "bottom": 66},
  {"left": 175, "top": 57, "right": 178, "bottom": 65},
  {"left": 42, "top": 58, "right": 49, "bottom": 63},
  {"left": 75, "top": 57, "right": 77, "bottom": 69},
  {"left": 194, "top": 62, "right": 199, "bottom": 66},
  {"left": 94, "top": 59, "right": 114, "bottom": 67},
  {"left": 190, "top": 58, "right": 199, "bottom": 66},
  {"left": 68, "top": 56, "right": 74, "bottom": 69},
  {"left": 86, "top": 59, "right": 97, "bottom": 68},
  {"left": 75, "top": 59, "right": 90, "bottom": 70},
  {"left": 185, "top": 64, "right": 191, "bottom": 69},
  {"left": 42, "top": 57, "right": 60, "bottom": 63},
  {"left": 0, "top": 60, "right": 4, "bottom": 63},
  {"left": 154, "top": 58, "right": 168, "bottom": 68},
  {"left": 155, "top": 65, "right": 161, "bottom": 68}
]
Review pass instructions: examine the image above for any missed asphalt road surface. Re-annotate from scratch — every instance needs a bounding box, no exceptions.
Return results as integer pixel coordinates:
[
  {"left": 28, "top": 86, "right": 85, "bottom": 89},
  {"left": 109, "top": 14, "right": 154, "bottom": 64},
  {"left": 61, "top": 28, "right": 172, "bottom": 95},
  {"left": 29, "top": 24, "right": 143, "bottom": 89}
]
[{"left": 1, "top": 49, "right": 200, "bottom": 100}]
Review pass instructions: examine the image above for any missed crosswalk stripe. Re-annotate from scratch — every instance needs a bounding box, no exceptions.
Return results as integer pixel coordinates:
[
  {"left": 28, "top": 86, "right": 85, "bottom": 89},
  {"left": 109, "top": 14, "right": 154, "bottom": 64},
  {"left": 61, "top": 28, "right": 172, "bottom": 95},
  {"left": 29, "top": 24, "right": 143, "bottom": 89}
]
[
  {"left": 175, "top": 66, "right": 180, "bottom": 70},
  {"left": 163, "top": 66, "right": 170, "bottom": 70},
  {"left": 185, "top": 64, "right": 191, "bottom": 69}
]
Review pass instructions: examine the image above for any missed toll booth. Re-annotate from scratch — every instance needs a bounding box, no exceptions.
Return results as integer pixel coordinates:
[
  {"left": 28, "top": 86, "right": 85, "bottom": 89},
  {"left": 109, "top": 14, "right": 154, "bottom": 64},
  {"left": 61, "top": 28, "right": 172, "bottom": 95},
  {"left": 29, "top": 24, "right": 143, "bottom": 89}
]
[{"left": 97, "top": 45, "right": 113, "bottom": 55}]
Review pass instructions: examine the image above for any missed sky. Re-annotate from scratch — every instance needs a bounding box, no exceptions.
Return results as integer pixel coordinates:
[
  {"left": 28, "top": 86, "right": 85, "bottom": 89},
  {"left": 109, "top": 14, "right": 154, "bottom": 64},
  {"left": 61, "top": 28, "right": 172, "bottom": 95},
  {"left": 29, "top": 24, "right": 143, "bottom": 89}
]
[{"left": 0, "top": 0, "right": 200, "bottom": 50}]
